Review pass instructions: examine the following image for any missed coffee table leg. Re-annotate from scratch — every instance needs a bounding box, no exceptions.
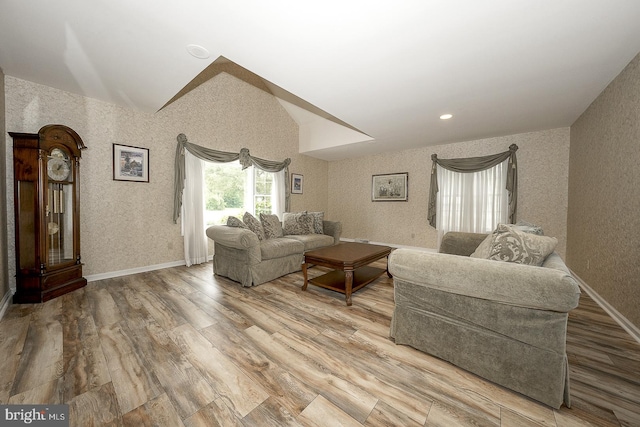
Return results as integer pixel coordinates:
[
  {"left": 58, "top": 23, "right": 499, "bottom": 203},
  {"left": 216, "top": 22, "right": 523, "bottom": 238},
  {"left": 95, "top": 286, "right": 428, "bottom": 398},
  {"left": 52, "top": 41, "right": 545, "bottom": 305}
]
[
  {"left": 302, "top": 263, "right": 308, "bottom": 291},
  {"left": 345, "top": 270, "right": 353, "bottom": 306}
]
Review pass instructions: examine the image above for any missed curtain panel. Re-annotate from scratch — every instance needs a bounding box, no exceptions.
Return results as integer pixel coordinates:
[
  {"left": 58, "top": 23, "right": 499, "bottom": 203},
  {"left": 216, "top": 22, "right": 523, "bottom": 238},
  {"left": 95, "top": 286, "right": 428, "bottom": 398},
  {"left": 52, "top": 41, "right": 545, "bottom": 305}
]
[
  {"left": 428, "top": 144, "right": 518, "bottom": 228},
  {"left": 182, "top": 151, "right": 209, "bottom": 266},
  {"left": 173, "top": 133, "right": 292, "bottom": 223}
]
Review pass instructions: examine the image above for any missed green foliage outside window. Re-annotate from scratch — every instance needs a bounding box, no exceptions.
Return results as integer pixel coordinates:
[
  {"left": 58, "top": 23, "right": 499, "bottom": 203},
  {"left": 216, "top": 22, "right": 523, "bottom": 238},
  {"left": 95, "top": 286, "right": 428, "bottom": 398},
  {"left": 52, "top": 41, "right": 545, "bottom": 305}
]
[
  {"left": 204, "top": 162, "right": 274, "bottom": 225},
  {"left": 204, "top": 163, "right": 244, "bottom": 211}
]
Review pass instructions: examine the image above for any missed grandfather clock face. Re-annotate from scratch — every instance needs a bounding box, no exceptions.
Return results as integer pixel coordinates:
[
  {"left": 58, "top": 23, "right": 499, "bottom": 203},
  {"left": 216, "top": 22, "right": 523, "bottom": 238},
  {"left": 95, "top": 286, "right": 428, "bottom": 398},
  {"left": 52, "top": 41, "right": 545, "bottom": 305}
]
[{"left": 47, "top": 148, "right": 72, "bottom": 181}]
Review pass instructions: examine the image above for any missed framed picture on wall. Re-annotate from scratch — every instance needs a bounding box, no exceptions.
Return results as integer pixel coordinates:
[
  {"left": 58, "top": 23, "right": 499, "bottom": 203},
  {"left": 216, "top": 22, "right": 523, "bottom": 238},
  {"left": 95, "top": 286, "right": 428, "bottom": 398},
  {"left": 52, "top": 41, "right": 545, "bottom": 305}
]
[
  {"left": 113, "top": 144, "right": 149, "bottom": 182},
  {"left": 291, "top": 173, "right": 303, "bottom": 194},
  {"left": 372, "top": 172, "right": 408, "bottom": 201}
]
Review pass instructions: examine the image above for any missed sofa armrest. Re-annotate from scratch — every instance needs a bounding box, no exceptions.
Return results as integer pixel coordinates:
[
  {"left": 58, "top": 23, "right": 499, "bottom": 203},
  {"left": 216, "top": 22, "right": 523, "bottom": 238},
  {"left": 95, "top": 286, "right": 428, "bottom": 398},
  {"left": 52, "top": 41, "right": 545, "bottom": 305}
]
[
  {"left": 206, "top": 225, "right": 260, "bottom": 250},
  {"left": 389, "top": 248, "right": 580, "bottom": 312},
  {"left": 439, "top": 231, "right": 488, "bottom": 256},
  {"left": 322, "top": 220, "right": 342, "bottom": 245}
]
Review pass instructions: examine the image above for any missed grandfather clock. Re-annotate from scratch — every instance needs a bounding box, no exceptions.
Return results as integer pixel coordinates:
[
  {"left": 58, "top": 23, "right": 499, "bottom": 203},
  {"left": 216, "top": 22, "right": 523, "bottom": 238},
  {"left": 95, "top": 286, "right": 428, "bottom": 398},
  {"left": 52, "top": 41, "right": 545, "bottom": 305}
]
[{"left": 11, "top": 124, "right": 87, "bottom": 303}]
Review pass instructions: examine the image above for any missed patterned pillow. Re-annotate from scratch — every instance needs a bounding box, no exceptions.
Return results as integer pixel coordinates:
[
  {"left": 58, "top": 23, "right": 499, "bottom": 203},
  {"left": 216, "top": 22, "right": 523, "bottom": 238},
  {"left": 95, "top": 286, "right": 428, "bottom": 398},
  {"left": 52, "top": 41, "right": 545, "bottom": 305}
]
[
  {"left": 308, "top": 211, "right": 324, "bottom": 234},
  {"left": 488, "top": 224, "right": 557, "bottom": 266},
  {"left": 470, "top": 234, "right": 494, "bottom": 259},
  {"left": 283, "top": 212, "right": 314, "bottom": 235},
  {"left": 260, "top": 213, "right": 284, "bottom": 239},
  {"left": 243, "top": 212, "right": 265, "bottom": 241},
  {"left": 226, "top": 216, "right": 248, "bottom": 229}
]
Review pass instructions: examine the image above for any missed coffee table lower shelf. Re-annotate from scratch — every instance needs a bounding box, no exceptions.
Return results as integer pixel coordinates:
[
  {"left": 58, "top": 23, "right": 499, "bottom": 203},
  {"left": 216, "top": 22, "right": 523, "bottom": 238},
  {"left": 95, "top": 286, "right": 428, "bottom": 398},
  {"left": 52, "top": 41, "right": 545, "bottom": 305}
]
[{"left": 306, "top": 265, "right": 386, "bottom": 299}]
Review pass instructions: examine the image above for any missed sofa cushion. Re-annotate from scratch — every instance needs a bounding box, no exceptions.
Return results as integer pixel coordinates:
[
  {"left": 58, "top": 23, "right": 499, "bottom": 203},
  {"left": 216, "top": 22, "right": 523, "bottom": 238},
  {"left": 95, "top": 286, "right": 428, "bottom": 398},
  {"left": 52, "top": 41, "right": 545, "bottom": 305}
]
[
  {"left": 440, "top": 232, "right": 489, "bottom": 256},
  {"left": 260, "top": 213, "right": 284, "bottom": 239},
  {"left": 283, "top": 212, "right": 314, "bottom": 235},
  {"left": 285, "top": 234, "right": 335, "bottom": 251},
  {"left": 260, "top": 237, "right": 305, "bottom": 260},
  {"left": 243, "top": 212, "right": 265, "bottom": 241},
  {"left": 487, "top": 224, "right": 557, "bottom": 266},
  {"left": 227, "top": 216, "right": 248, "bottom": 229},
  {"left": 470, "top": 234, "right": 493, "bottom": 259},
  {"left": 308, "top": 211, "right": 324, "bottom": 234}
]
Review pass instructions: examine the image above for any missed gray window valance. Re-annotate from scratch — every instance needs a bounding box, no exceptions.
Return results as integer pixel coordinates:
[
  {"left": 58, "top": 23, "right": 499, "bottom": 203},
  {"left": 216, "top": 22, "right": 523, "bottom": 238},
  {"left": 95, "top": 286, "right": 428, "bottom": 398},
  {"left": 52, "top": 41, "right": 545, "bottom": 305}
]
[
  {"left": 428, "top": 144, "right": 518, "bottom": 227},
  {"left": 173, "top": 133, "right": 291, "bottom": 223}
]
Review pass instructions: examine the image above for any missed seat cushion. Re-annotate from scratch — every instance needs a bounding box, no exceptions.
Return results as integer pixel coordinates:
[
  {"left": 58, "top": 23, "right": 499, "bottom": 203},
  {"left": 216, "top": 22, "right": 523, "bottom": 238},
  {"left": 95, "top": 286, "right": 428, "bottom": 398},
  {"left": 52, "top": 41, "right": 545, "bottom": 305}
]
[
  {"left": 285, "top": 234, "right": 334, "bottom": 251},
  {"left": 260, "top": 238, "right": 304, "bottom": 260}
]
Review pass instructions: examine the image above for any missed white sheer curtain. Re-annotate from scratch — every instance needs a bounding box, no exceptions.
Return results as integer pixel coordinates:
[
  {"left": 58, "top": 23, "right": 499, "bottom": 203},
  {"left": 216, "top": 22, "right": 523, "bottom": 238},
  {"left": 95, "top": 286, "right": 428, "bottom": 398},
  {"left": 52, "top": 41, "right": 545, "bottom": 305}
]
[
  {"left": 181, "top": 150, "right": 209, "bottom": 266},
  {"left": 436, "top": 160, "right": 509, "bottom": 247},
  {"left": 243, "top": 164, "right": 254, "bottom": 215},
  {"left": 272, "top": 169, "right": 286, "bottom": 220}
]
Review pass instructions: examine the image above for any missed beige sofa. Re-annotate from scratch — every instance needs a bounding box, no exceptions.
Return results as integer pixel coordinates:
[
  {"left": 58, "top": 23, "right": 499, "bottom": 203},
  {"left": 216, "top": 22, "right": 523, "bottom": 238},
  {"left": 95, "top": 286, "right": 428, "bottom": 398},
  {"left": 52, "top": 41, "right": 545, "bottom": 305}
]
[
  {"left": 388, "top": 230, "right": 581, "bottom": 408},
  {"left": 206, "top": 219, "right": 341, "bottom": 287}
]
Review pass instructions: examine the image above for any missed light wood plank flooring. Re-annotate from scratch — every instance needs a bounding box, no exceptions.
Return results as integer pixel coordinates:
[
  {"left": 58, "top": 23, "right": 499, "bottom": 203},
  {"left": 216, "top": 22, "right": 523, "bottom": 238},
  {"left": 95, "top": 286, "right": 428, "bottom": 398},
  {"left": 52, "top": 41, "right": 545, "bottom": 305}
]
[{"left": 1, "top": 261, "right": 639, "bottom": 426}]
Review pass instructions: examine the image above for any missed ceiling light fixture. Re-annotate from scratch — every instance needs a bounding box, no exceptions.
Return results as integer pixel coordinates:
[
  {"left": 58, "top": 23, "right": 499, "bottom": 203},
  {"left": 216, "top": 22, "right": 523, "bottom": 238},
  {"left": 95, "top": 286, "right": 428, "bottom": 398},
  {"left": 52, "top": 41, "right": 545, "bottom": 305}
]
[
  {"left": 186, "top": 44, "right": 210, "bottom": 59},
  {"left": 440, "top": 114, "right": 453, "bottom": 120}
]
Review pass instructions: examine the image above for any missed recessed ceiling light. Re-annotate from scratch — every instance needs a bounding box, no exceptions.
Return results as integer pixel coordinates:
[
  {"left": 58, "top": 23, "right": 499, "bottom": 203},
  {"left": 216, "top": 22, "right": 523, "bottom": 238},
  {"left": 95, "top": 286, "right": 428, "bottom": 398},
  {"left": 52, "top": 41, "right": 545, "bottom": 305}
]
[
  {"left": 186, "top": 44, "right": 210, "bottom": 59},
  {"left": 440, "top": 114, "right": 453, "bottom": 120}
]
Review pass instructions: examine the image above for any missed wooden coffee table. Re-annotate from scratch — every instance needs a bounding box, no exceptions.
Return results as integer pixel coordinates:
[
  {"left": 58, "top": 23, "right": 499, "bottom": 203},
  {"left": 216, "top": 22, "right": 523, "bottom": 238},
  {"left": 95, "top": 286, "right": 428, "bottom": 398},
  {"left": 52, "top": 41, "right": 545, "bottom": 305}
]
[{"left": 302, "top": 242, "right": 392, "bottom": 306}]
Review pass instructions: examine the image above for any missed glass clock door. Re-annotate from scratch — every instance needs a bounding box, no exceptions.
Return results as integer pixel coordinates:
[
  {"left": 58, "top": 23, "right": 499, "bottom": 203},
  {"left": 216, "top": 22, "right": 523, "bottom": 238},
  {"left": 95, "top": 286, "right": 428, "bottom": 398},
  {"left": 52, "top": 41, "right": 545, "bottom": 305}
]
[
  {"left": 47, "top": 182, "right": 74, "bottom": 265},
  {"left": 46, "top": 146, "right": 74, "bottom": 267}
]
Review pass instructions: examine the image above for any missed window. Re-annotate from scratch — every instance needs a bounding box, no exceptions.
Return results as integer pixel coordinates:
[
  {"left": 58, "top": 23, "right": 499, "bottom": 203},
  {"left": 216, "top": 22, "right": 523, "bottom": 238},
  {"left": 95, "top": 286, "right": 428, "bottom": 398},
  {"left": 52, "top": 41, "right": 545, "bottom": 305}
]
[
  {"left": 176, "top": 139, "right": 289, "bottom": 267},
  {"left": 251, "top": 167, "right": 273, "bottom": 217},
  {"left": 203, "top": 161, "right": 274, "bottom": 226},
  {"left": 436, "top": 160, "right": 509, "bottom": 237}
]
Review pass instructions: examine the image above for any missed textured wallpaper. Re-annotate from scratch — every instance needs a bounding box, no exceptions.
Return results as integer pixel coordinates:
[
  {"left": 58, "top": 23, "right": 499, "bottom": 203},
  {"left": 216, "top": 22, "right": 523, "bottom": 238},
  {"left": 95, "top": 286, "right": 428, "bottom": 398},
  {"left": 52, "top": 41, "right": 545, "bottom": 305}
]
[
  {"left": 4, "top": 73, "right": 329, "bottom": 285},
  {"left": 0, "top": 68, "right": 8, "bottom": 301},
  {"left": 568, "top": 52, "right": 640, "bottom": 327},
  {"left": 328, "top": 128, "right": 571, "bottom": 256}
]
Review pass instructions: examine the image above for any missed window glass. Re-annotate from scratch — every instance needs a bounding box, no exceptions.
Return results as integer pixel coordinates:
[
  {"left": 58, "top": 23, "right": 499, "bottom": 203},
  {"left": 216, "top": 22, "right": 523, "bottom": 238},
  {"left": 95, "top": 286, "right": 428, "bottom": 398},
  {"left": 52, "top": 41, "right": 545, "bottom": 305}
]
[
  {"left": 253, "top": 168, "right": 273, "bottom": 217},
  {"left": 436, "top": 160, "right": 508, "bottom": 235},
  {"left": 203, "top": 161, "right": 273, "bottom": 226}
]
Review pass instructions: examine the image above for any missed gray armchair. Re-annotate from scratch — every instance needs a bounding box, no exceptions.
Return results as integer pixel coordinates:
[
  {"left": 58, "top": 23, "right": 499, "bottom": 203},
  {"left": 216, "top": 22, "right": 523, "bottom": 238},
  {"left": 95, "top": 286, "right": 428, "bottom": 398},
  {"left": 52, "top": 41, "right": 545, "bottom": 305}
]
[{"left": 389, "top": 231, "right": 581, "bottom": 408}]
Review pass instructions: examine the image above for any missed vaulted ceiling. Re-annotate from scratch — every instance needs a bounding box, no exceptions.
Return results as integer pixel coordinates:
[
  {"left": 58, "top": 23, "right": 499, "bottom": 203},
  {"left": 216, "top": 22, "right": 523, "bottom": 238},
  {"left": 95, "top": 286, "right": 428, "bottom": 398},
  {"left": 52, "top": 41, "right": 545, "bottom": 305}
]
[{"left": 1, "top": 1, "right": 640, "bottom": 160}]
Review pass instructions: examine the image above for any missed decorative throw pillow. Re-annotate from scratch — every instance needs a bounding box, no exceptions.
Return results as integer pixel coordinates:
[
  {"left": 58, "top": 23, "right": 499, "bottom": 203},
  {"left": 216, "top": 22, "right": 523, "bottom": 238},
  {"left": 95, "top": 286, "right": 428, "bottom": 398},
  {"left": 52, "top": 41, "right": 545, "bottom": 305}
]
[
  {"left": 308, "top": 211, "right": 324, "bottom": 234},
  {"left": 243, "top": 212, "right": 265, "bottom": 241},
  {"left": 488, "top": 223, "right": 557, "bottom": 266},
  {"left": 260, "top": 213, "right": 284, "bottom": 239},
  {"left": 514, "top": 220, "right": 544, "bottom": 235},
  {"left": 470, "top": 234, "right": 494, "bottom": 259},
  {"left": 283, "top": 212, "right": 314, "bottom": 235},
  {"left": 226, "top": 216, "right": 248, "bottom": 229}
]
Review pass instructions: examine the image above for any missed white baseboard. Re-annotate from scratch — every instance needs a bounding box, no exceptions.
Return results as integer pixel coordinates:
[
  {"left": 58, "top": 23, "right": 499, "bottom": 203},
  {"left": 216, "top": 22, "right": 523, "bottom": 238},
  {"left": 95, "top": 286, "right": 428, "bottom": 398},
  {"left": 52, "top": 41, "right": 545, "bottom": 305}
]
[
  {"left": 571, "top": 270, "right": 640, "bottom": 345},
  {"left": 85, "top": 255, "right": 213, "bottom": 282}
]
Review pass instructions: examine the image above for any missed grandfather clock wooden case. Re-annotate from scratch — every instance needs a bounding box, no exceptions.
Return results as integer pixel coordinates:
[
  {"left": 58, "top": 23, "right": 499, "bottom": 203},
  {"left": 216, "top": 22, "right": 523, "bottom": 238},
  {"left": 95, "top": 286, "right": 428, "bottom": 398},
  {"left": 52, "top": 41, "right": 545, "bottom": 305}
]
[{"left": 11, "top": 125, "right": 87, "bottom": 303}]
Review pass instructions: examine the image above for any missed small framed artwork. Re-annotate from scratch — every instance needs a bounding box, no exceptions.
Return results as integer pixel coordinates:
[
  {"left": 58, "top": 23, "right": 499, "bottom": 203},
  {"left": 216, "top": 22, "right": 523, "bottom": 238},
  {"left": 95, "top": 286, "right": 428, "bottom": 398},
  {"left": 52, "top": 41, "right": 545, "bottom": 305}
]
[
  {"left": 113, "top": 144, "right": 149, "bottom": 182},
  {"left": 291, "top": 173, "right": 303, "bottom": 194},
  {"left": 372, "top": 172, "right": 408, "bottom": 202}
]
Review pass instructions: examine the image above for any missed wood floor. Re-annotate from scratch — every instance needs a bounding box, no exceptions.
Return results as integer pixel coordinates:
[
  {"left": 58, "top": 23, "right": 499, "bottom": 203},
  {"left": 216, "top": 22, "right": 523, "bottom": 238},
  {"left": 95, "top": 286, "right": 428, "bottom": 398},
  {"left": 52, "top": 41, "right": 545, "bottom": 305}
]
[{"left": 1, "top": 261, "right": 639, "bottom": 426}]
